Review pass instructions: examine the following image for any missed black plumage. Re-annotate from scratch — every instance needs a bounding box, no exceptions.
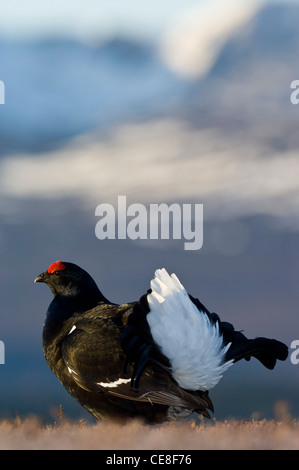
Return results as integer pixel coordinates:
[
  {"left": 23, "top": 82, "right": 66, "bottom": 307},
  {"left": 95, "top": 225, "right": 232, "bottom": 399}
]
[{"left": 35, "top": 260, "right": 288, "bottom": 424}]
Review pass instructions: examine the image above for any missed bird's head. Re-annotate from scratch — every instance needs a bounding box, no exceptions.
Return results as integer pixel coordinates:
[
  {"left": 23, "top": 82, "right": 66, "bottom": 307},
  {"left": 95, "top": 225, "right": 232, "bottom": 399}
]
[{"left": 34, "top": 260, "right": 101, "bottom": 299}]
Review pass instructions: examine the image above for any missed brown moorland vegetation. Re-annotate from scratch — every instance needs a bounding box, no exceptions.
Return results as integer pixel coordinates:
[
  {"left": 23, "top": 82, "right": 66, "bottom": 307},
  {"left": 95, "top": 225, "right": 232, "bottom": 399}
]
[{"left": 0, "top": 412, "right": 299, "bottom": 450}]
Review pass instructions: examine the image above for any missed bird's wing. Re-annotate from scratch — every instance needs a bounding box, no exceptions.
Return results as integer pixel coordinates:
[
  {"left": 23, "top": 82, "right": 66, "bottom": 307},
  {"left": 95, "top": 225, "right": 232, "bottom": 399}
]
[
  {"left": 61, "top": 307, "right": 213, "bottom": 418},
  {"left": 103, "top": 369, "right": 214, "bottom": 418},
  {"left": 61, "top": 311, "right": 127, "bottom": 392}
]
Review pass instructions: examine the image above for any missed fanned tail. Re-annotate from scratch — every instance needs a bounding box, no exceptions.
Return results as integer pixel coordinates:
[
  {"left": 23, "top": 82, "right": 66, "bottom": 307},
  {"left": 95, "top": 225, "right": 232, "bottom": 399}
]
[
  {"left": 189, "top": 295, "right": 289, "bottom": 369},
  {"left": 224, "top": 335, "right": 288, "bottom": 369}
]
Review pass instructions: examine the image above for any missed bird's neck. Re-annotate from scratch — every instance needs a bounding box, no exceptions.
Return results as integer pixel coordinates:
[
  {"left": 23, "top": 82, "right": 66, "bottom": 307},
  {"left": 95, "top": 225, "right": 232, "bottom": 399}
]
[
  {"left": 42, "top": 286, "right": 111, "bottom": 350},
  {"left": 54, "top": 285, "right": 110, "bottom": 308}
]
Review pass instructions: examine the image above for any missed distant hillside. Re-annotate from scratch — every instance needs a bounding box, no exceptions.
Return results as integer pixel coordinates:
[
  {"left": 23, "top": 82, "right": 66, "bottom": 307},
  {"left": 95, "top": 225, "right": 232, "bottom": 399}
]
[
  {"left": 191, "top": 3, "right": 299, "bottom": 121},
  {"left": 1, "top": 3, "right": 299, "bottom": 154},
  {"left": 0, "top": 36, "right": 184, "bottom": 155}
]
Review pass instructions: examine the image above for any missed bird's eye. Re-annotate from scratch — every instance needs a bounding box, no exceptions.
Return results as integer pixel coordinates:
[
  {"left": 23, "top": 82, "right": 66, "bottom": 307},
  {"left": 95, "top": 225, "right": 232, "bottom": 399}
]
[{"left": 54, "top": 270, "right": 63, "bottom": 276}]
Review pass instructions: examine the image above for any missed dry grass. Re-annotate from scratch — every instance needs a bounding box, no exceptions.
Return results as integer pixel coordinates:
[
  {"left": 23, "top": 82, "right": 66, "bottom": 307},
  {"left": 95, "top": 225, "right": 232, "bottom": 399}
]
[{"left": 0, "top": 411, "right": 299, "bottom": 450}]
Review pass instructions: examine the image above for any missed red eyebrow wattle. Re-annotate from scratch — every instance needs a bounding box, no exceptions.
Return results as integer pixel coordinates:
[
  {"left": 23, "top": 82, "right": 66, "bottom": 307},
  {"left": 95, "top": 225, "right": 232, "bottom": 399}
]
[{"left": 47, "top": 261, "right": 66, "bottom": 274}]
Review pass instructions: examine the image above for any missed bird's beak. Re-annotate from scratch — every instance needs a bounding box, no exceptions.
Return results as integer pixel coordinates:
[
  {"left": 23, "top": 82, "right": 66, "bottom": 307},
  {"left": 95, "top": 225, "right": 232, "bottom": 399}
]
[{"left": 34, "top": 272, "right": 46, "bottom": 283}]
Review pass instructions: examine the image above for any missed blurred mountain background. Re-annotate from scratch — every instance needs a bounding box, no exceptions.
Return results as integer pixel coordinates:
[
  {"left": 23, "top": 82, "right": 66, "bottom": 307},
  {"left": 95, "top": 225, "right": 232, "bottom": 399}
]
[{"left": 0, "top": 0, "right": 299, "bottom": 423}]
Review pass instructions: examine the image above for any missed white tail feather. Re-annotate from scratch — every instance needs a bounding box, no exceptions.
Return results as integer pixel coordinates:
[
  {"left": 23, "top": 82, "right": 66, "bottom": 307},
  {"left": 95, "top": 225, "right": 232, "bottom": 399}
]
[{"left": 147, "top": 268, "right": 233, "bottom": 391}]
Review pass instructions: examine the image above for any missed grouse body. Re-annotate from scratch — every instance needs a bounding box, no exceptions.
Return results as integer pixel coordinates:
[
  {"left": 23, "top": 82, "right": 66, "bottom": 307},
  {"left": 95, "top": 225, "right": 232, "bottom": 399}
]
[{"left": 35, "top": 260, "right": 288, "bottom": 424}]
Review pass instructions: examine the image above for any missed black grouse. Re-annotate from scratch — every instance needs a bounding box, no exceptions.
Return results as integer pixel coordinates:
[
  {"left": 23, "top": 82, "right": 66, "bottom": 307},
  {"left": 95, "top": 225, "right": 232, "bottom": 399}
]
[{"left": 35, "top": 260, "right": 288, "bottom": 424}]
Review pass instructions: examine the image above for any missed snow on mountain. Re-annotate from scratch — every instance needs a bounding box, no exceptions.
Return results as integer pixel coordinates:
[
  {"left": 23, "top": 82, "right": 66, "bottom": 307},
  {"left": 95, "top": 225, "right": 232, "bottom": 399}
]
[{"left": 160, "top": 0, "right": 262, "bottom": 79}]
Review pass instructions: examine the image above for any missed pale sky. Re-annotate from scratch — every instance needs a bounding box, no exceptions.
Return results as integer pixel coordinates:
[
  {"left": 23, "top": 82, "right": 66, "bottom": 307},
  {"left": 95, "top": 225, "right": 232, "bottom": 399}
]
[{"left": 0, "top": 0, "right": 272, "bottom": 41}]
